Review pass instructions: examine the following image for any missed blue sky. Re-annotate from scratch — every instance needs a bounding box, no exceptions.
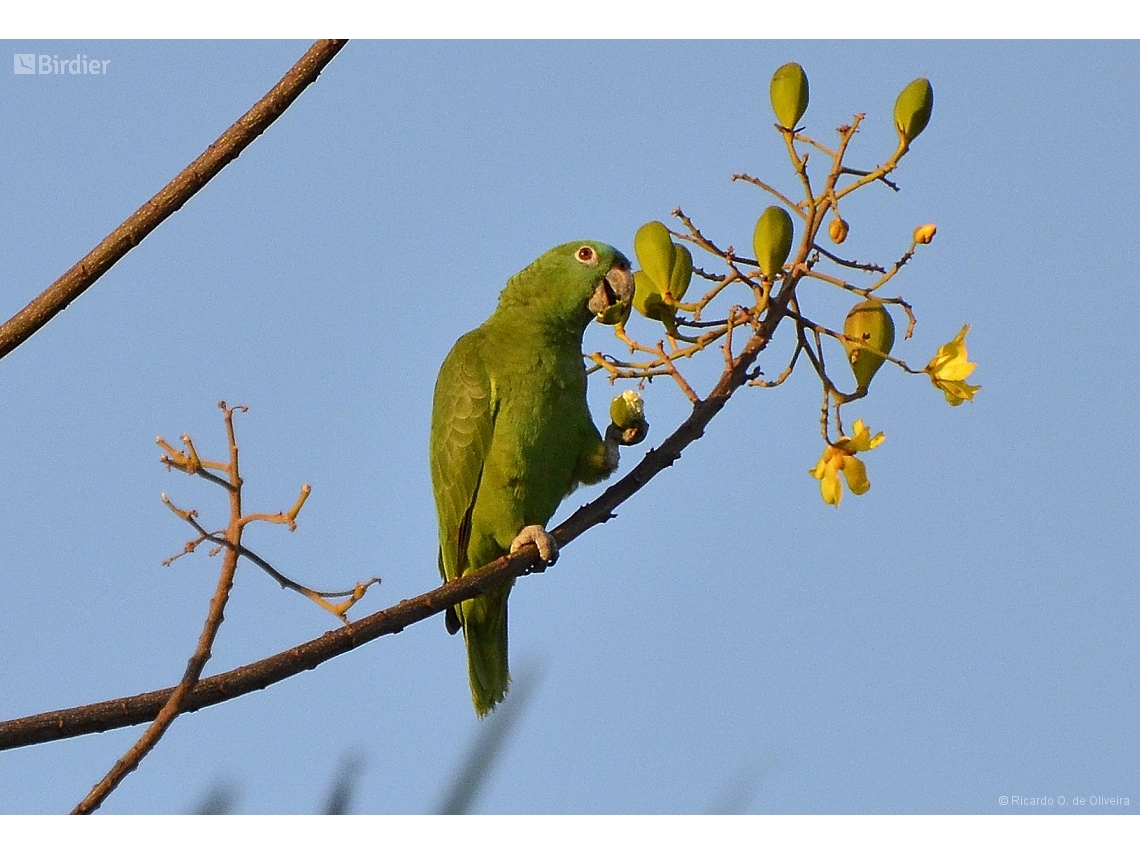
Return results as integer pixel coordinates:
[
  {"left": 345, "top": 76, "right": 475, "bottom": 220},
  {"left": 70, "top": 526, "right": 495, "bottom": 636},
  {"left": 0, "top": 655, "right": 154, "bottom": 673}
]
[{"left": 0, "top": 40, "right": 1137, "bottom": 815}]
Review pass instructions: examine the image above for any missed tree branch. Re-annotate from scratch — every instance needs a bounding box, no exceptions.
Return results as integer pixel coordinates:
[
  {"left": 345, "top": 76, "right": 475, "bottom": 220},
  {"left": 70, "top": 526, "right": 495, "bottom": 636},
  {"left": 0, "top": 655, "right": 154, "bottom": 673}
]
[
  {"left": 73, "top": 404, "right": 247, "bottom": 814},
  {"left": 72, "top": 500, "right": 242, "bottom": 813},
  {"left": 0, "top": 39, "right": 347, "bottom": 362},
  {"left": 0, "top": 74, "right": 939, "bottom": 770},
  {"left": 0, "top": 279, "right": 794, "bottom": 753}
]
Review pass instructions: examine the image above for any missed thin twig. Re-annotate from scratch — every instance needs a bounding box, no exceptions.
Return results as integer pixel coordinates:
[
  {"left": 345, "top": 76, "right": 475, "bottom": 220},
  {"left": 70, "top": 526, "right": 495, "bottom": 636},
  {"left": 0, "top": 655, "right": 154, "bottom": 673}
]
[
  {"left": 868, "top": 242, "right": 920, "bottom": 293},
  {"left": 72, "top": 404, "right": 249, "bottom": 813},
  {"left": 176, "top": 503, "right": 377, "bottom": 606},
  {"left": 672, "top": 208, "right": 736, "bottom": 260},
  {"left": 655, "top": 343, "right": 700, "bottom": 404},
  {"left": 783, "top": 129, "right": 816, "bottom": 217},
  {"left": 730, "top": 173, "right": 805, "bottom": 218},
  {"left": 751, "top": 338, "right": 803, "bottom": 389},
  {"left": 238, "top": 482, "right": 311, "bottom": 531},
  {"left": 840, "top": 166, "right": 899, "bottom": 193},
  {"left": 834, "top": 137, "right": 908, "bottom": 202}
]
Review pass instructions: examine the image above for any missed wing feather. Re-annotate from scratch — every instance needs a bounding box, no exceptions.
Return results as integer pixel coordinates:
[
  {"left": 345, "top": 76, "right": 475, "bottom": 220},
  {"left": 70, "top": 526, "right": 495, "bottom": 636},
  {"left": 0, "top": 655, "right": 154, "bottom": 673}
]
[{"left": 430, "top": 330, "right": 497, "bottom": 591}]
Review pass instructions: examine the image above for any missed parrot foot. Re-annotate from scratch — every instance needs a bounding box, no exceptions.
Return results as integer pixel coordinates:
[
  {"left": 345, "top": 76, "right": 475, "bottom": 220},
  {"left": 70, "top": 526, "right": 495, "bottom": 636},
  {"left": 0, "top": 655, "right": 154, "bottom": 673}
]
[
  {"left": 605, "top": 420, "right": 648, "bottom": 448},
  {"left": 511, "top": 524, "right": 559, "bottom": 567}
]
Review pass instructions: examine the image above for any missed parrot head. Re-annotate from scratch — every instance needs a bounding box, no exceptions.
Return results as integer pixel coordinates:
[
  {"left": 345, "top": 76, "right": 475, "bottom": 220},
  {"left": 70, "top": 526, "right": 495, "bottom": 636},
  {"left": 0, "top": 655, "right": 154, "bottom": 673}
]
[{"left": 497, "top": 241, "right": 634, "bottom": 329}]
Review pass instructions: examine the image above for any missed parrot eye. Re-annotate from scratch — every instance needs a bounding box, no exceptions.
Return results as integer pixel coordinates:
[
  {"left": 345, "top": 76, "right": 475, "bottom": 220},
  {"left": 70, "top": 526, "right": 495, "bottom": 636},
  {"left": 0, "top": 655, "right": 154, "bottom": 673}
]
[{"left": 576, "top": 245, "right": 598, "bottom": 266}]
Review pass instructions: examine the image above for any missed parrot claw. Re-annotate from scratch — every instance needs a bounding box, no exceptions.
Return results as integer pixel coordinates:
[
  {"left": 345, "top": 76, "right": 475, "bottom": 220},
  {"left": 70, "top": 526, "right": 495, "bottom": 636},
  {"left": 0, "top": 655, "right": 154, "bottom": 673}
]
[
  {"left": 511, "top": 524, "right": 559, "bottom": 567},
  {"left": 604, "top": 419, "right": 647, "bottom": 449},
  {"left": 619, "top": 422, "right": 648, "bottom": 446}
]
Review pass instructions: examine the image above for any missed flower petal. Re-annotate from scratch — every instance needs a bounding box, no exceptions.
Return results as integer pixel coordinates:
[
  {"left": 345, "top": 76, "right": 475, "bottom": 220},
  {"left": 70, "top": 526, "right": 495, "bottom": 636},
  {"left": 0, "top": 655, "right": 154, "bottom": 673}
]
[
  {"left": 926, "top": 325, "right": 976, "bottom": 381},
  {"left": 842, "top": 455, "right": 872, "bottom": 495},
  {"left": 936, "top": 378, "right": 982, "bottom": 406},
  {"left": 820, "top": 463, "right": 843, "bottom": 506},
  {"left": 845, "top": 420, "right": 884, "bottom": 453}
]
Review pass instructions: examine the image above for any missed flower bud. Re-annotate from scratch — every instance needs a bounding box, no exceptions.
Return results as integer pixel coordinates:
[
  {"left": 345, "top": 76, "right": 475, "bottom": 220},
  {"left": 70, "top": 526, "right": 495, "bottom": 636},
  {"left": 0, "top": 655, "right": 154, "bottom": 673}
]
[
  {"left": 633, "top": 221, "right": 675, "bottom": 292},
  {"left": 843, "top": 298, "right": 896, "bottom": 390},
  {"left": 766, "top": 63, "right": 811, "bottom": 130},
  {"left": 770, "top": 62, "right": 809, "bottom": 130},
  {"left": 669, "top": 243, "right": 693, "bottom": 303},
  {"left": 894, "top": 78, "right": 934, "bottom": 144},
  {"left": 609, "top": 390, "right": 645, "bottom": 430},
  {"left": 752, "top": 206, "right": 794, "bottom": 279},
  {"left": 913, "top": 223, "right": 937, "bottom": 244}
]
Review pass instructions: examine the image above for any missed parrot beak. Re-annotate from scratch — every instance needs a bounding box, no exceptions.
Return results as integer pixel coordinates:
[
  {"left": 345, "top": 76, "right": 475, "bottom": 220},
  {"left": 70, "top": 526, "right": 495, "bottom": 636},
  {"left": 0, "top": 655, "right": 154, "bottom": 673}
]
[{"left": 589, "top": 262, "right": 635, "bottom": 321}]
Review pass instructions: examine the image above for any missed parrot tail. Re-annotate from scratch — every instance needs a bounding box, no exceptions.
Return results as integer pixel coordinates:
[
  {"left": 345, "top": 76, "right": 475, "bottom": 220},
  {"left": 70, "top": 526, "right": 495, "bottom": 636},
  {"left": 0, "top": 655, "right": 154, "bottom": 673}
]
[{"left": 460, "top": 585, "right": 512, "bottom": 717}]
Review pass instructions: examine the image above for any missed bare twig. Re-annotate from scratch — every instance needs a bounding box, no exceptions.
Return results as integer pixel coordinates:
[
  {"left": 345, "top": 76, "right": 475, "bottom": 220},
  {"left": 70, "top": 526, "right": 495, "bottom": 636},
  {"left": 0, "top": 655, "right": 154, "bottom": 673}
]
[
  {"left": 655, "top": 343, "right": 700, "bottom": 404},
  {"left": 238, "top": 482, "right": 311, "bottom": 530},
  {"left": 840, "top": 166, "right": 900, "bottom": 193},
  {"left": 173, "top": 502, "right": 379, "bottom": 620},
  {"left": 72, "top": 404, "right": 249, "bottom": 813},
  {"left": 0, "top": 39, "right": 347, "bottom": 362},
  {"left": 672, "top": 208, "right": 736, "bottom": 260},
  {"left": 730, "top": 173, "right": 806, "bottom": 217},
  {"left": 72, "top": 401, "right": 367, "bottom": 812}
]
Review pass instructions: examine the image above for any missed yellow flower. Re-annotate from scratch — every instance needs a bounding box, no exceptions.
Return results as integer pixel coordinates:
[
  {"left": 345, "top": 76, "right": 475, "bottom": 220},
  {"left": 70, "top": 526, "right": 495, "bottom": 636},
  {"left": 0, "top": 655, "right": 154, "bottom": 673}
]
[
  {"left": 925, "top": 325, "right": 981, "bottom": 406},
  {"left": 809, "top": 419, "right": 885, "bottom": 507}
]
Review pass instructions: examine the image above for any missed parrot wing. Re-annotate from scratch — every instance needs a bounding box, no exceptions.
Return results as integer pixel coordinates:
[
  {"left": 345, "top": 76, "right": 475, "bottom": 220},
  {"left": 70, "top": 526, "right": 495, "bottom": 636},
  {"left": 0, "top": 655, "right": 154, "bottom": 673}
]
[{"left": 430, "top": 331, "right": 498, "bottom": 632}]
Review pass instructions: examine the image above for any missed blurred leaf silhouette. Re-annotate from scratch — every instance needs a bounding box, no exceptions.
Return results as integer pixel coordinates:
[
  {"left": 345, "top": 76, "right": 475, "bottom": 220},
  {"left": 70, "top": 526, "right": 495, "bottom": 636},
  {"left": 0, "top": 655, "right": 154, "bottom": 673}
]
[
  {"left": 322, "top": 751, "right": 365, "bottom": 814},
  {"left": 707, "top": 749, "right": 774, "bottom": 814},
  {"left": 436, "top": 661, "right": 542, "bottom": 815},
  {"left": 192, "top": 779, "right": 241, "bottom": 814}
]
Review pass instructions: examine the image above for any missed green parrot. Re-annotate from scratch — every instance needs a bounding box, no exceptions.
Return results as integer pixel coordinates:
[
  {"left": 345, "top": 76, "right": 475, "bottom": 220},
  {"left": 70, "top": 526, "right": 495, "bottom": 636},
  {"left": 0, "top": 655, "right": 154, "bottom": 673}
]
[{"left": 430, "top": 240, "right": 642, "bottom": 717}]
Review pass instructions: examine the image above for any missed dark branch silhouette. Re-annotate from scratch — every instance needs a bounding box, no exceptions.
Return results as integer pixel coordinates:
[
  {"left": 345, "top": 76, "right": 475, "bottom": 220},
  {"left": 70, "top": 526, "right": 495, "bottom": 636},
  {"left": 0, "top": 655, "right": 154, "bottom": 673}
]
[{"left": 0, "top": 39, "right": 347, "bottom": 362}]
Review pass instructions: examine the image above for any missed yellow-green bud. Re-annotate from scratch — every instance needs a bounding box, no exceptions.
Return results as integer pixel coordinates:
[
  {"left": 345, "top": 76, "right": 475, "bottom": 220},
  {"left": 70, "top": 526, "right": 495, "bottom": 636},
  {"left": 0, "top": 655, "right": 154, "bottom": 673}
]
[
  {"left": 770, "top": 62, "right": 809, "bottom": 130},
  {"left": 753, "top": 206, "right": 794, "bottom": 279},
  {"left": 894, "top": 78, "right": 934, "bottom": 144},
  {"left": 913, "top": 223, "right": 937, "bottom": 244},
  {"left": 632, "top": 270, "right": 676, "bottom": 331},
  {"left": 609, "top": 390, "right": 645, "bottom": 430},
  {"left": 631, "top": 225, "right": 692, "bottom": 332},
  {"left": 633, "top": 221, "right": 675, "bottom": 292},
  {"left": 829, "top": 217, "right": 849, "bottom": 245},
  {"left": 669, "top": 243, "right": 693, "bottom": 303},
  {"left": 596, "top": 297, "right": 632, "bottom": 326},
  {"left": 844, "top": 298, "right": 896, "bottom": 390}
]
